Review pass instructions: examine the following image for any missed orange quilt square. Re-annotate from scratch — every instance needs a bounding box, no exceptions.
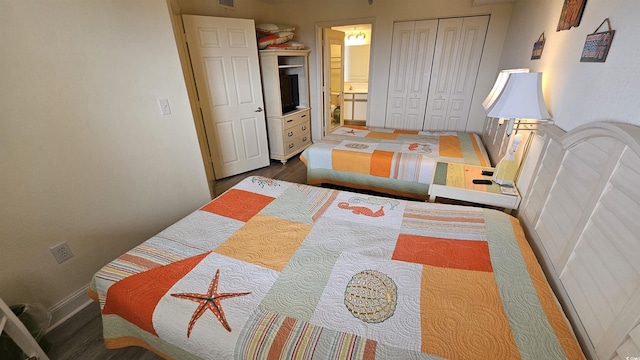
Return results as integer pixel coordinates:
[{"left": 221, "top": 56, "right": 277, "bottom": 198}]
[
  {"left": 201, "top": 189, "right": 274, "bottom": 222},
  {"left": 439, "top": 136, "right": 463, "bottom": 158},
  {"left": 365, "top": 131, "right": 399, "bottom": 140},
  {"left": 370, "top": 150, "right": 394, "bottom": 177},
  {"left": 392, "top": 234, "right": 493, "bottom": 272},
  {"left": 332, "top": 149, "right": 371, "bottom": 174},
  {"left": 215, "top": 215, "right": 312, "bottom": 272}
]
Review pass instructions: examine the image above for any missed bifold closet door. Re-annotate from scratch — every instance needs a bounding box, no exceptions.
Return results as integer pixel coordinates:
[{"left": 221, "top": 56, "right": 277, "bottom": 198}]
[
  {"left": 423, "top": 16, "right": 489, "bottom": 131},
  {"left": 384, "top": 20, "right": 438, "bottom": 130}
]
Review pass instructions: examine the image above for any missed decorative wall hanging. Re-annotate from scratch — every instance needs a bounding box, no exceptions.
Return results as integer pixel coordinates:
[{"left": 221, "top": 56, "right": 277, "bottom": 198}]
[
  {"left": 580, "top": 18, "right": 615, "bottom": 63},
  {"left": 531, "top": 33, "right": 545, "bottom": 60},
  {"left": 557, "top": 0, "right": 587, "bottom": 31}
]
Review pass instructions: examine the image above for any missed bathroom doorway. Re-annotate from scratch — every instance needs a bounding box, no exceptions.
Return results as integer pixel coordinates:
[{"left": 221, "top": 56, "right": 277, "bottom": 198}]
[{"left": 318, "top": 22, "right": 372, "bottom": 136}]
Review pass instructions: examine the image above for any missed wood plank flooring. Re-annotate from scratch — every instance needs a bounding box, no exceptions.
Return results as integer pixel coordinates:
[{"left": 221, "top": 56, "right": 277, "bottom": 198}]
[{"left": 44, "top": 157, "right": 307, "bottom": 359}]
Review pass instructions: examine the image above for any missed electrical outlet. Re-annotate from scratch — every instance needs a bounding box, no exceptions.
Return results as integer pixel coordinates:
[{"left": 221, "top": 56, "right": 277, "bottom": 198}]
[
  {"left": 50, "top": 242, "right": 74, "bottom": 264},
  {"left": 158, "top": 98, "right": 171, "bottom": 115}
]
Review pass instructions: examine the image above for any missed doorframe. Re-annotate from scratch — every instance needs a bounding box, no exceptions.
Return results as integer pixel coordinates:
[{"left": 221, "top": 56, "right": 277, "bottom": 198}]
[
  {"left": 167, "top": 0, "right": 215, "bottom": 197},
  {"left": 315, "top": 17, "right": 375, "bottom": 138}
]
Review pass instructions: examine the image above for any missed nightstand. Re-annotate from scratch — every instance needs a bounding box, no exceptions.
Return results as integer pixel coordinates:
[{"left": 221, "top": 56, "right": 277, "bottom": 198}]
[{"left": 428, "top": 162, "right": 521, "bottom": 214}]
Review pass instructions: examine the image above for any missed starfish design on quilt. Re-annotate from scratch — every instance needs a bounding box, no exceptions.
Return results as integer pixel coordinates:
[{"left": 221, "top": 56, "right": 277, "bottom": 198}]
[{"left": 171, "top": 269, "right": 250, "bottom": 336}]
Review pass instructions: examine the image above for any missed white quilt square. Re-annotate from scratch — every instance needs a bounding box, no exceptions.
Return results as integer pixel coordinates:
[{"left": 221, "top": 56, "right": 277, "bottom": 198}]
[
  {"left": 400, "top": 140, "right": 439, "bottom": 155},
  {"left": 321, "top": 191, "right": 406, "bottom": 229},
  {"left": 231, "top": 176, "right": 291, "bottom": 197},
  {"left": 310, "top": 252, "right": 423, "bottom": 351},
  {"left": 333, "top": 127, "right": 370, "bottom": 137},
  {"left": 153, "top": 253, "right": 278, "bottom": 360},
  {"left": 334, "top": 140, "right": 378, "bottom": 154}
]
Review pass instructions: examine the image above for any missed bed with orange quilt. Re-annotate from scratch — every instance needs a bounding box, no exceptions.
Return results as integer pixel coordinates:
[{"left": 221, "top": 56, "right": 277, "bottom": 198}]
[
  {"left": 88, "top": 176, "right": 583, "bottom": 359},
  {"left": 299, "top": 125, "right": 490, "bottom": 200}
]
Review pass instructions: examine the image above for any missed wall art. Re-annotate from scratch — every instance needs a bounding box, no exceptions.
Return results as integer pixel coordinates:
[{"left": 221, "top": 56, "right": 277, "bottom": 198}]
[
  {"left": 580, "top": 18, "right": 615, "bottom": 63},
  {"left": 531, "top": 33, "right": 545, "bottom": 60},
  {"left": 557, "top": 0, "right": 587, "bottom": 31}
]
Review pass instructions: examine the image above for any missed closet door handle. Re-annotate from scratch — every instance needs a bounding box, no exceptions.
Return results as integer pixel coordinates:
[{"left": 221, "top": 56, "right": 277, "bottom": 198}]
[{"left": 255, "top": 107, "right": 263, "bottom": 112}]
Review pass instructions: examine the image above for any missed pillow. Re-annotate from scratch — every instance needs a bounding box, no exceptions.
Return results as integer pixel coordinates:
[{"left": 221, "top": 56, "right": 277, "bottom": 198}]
[
  {"left": 267, "top": 42, "right": 306, "bottom": 50},
  {"left": 257, "top": 34, "right": 279, "bottom": 49},
  {"left": 274, "top": 31, "right": 294, "bottom": 43},
  {"left": 255, "top": 23, "right": 295, "bottom": 35},
  {"left": 257, "top": 32, "right": 294, "bottom": 49}
]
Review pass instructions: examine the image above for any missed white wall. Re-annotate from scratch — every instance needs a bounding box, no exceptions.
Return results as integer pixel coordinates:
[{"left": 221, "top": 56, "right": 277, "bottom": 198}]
[
  {"left": 498, "top": 0, "right": 640, "bottom": 131},
  {"left": 177, "top": 0, "right": 514, "bottom": 138},
  {"left": 0, "top": 0, "right": 210, "bottom": 310}
]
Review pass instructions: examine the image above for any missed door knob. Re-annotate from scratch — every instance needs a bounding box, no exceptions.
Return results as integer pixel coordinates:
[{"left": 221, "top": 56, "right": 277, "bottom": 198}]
[{"left": 255, "top": 107, "right": 263, "bottom": 112}]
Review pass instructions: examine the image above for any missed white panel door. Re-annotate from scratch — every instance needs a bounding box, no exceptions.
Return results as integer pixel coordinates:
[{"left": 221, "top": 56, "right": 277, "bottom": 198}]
[
  {"left": 183, "top": 15, "right": 269, "bottom": 179},
  {"left": 423, "top": 16, "right": 488, "bottom": 131},
  {"left": 385, "top": 20, "right": 438, "bottom": 130}
]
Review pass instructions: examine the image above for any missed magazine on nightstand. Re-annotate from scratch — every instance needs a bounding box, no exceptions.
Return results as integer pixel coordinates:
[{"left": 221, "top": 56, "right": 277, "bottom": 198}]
[{"left": 500, "top": 185, "right": 519, "bottom": 196}]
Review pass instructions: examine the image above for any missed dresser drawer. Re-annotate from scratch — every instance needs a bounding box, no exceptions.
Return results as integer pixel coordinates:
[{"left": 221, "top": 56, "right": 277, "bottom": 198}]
[
  {"left": 283, "top": 132, "right": 311, "bottom": 157},
  {"left": 283, "top": 109, "right": 310, "bottom": 130},
  {"left": 283, "top": 122, "right": 309, "bottom": 140}
]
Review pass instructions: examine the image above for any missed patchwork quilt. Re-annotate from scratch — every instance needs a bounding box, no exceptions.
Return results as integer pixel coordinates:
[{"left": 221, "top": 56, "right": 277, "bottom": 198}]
[
  {"left": 299, "top": 125, "right": 490, "bottom": 200},
  {"left": 89, "top": 176, "right": 584, "bottom": 360}
]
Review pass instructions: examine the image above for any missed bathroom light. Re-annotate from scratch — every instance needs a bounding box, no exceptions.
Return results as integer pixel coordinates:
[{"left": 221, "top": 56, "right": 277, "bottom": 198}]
[{"left": 345, "top": 32, "right": 366, "bottom": 46}]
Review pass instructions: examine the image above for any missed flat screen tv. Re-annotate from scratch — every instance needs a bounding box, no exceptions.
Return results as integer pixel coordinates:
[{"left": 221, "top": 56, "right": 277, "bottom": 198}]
[{"left": 280, "top": 74, "right": 299, "bottom": 114}]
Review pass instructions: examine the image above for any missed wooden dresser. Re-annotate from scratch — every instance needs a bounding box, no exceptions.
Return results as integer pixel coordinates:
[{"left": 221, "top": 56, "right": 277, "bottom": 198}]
[{"left": 259, "top": 49, "right": 312, "bottom": 164}]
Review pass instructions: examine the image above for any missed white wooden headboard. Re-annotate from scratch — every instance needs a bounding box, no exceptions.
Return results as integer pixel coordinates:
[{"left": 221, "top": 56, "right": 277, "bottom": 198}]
[{"left": 519, "top": 121, "right": 640, "bottom": 360}]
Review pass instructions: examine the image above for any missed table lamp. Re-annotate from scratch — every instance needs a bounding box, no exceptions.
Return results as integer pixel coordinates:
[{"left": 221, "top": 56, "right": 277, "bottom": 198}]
[{"left": 485, "top": 72, "right": 550, "bottom": 136}]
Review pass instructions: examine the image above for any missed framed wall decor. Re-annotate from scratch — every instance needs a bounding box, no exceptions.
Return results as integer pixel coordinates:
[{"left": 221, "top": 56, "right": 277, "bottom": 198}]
[
  {"left": 557, "top": 0, "right": 587, "bottom": 31},
  {"left": 580, "top": 18, "right": 615, "bottom": 63},
  {"left": 531, "top": 33, "right": 545, "bottom": 60}
]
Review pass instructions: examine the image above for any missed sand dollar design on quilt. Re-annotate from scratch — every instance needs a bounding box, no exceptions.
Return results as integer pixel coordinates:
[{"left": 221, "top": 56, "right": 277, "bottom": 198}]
[
  {"left": 344, "top": 270, "right": 397, "bottom": 323},
  {"left": 344, "top": 143, "right": 369, "bottom": 149}
]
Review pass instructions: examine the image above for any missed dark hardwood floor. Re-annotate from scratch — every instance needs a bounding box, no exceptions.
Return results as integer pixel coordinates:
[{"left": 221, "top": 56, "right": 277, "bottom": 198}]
[
  {"left": 44, "top": 157, "right": 307, "bottom": 359},
  {"left": 213, "top": 156, "right": 307, "bottom": 197}
]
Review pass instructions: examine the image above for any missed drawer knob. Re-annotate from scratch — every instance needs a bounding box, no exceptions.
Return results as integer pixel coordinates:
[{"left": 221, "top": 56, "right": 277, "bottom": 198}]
[
  {"left": 301, "top": 114, "right": 307, "bottom": 118},
  {"left": 286, "top": 119, "right": 293, "bottom": 123},
  {"left": 288, "top": 131, "right": 293, "bottom": 137},
  {"left": 288, "top": 143, "right": 295, "bottom": 149},
  {"left": 301, "top": 126, "right": 307, "bottom": 131},
  {"left": 302, "top": 137, "right": 308, "bottom": 141}
]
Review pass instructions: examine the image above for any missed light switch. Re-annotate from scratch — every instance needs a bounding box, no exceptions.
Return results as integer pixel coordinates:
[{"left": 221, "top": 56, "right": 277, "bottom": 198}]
[{"left": 159, "top": 98, "right": 171, "bottom": 115}]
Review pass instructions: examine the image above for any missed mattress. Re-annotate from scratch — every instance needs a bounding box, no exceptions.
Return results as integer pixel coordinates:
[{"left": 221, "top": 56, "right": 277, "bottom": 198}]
[
  {"left": 89, "top": 176, "right": 583, "bottom": 359},
  {"left": 299, "top": 125, "right": 490, "bottom": 200}
]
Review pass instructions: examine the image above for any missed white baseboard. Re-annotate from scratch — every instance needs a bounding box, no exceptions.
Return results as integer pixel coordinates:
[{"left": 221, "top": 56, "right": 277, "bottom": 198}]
[{"left": 46, "top": 283, "right": 94, "bottom": 333}]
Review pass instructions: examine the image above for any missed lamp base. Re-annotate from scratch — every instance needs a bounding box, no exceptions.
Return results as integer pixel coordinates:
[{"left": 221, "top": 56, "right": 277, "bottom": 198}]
[
  {"left": 492, "top": 175, "right": 514, "bottom": 187},
  {"left": 505, "top": 117, "right": 515, "bottom": 135}
]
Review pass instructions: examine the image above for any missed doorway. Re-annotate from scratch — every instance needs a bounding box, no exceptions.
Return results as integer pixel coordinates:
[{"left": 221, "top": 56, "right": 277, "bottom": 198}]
[{"left": 318, "top": 21, "right": 373, "bottom": 137}]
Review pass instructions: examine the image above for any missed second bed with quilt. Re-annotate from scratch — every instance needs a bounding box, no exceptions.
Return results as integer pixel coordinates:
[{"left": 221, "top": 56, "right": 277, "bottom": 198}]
[{"left": 300, "top": 125, "right": 490, "bottom": 199}]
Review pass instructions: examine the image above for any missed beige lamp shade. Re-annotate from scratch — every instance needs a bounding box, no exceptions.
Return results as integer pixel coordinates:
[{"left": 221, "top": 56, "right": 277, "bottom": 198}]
[
  {"left": 486, "top": 72, "right": 550, "bottom": 135},
  {"left": 482, "top": 68, "right": 529, "bottom": 111}
]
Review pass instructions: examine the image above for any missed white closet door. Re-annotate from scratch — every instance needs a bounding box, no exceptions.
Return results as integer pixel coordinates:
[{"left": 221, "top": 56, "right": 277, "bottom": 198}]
[
  {"left": 423, "top": 16, "right": 489, "bottom": 131},
  {"left": 384, "top": 20, "right": 438, "bottom": 130}
]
